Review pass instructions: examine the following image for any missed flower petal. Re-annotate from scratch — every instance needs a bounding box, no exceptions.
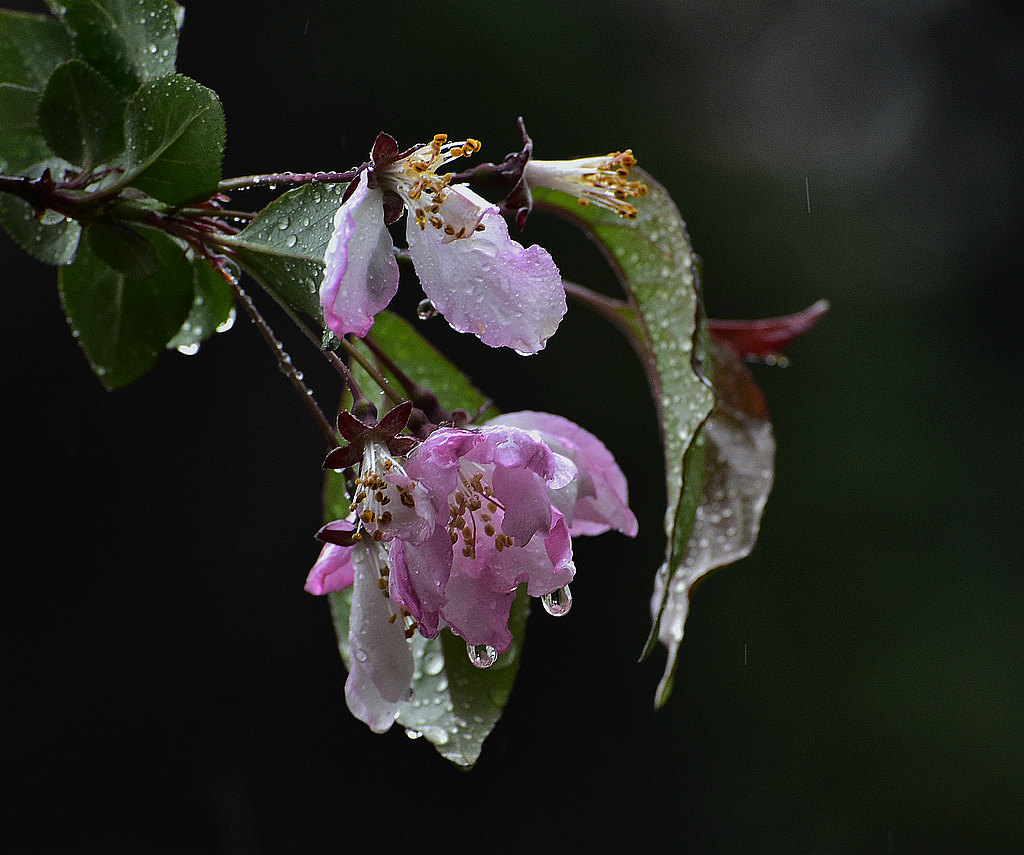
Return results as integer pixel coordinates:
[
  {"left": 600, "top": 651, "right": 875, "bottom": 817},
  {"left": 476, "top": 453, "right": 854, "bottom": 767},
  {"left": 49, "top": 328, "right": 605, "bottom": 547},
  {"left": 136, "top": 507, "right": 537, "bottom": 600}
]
[
  {"left": 320, "top": 175, "right": 400, "bottom": 339},
  {"left": 389, "top": 524, "right": 453, "bottom": 639},
  {"left": 489, "top": 411, "right": 638, "bottom": 537},
  {"left": 345, "top": 542, "right": 413, "bottom": 733},
  {"left": 406, "top": 186, "right": 566, "bottom": 354},
  {"left": 304, "top": 520, "right": 357, "bottom": 594},
  {"left": 441, "top": 510, "right": 575, "bottom": 652}
]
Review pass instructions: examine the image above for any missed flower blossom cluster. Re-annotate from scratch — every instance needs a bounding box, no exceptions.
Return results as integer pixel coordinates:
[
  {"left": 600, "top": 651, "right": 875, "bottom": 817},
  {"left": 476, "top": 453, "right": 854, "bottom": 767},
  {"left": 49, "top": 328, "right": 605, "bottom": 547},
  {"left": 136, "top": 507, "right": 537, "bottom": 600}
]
[
  {"left": 319, "top": 131, "right": 648, "bottom": 355},
  {"left": 306, "top": 405, "right": 637, "bottom": 733}
]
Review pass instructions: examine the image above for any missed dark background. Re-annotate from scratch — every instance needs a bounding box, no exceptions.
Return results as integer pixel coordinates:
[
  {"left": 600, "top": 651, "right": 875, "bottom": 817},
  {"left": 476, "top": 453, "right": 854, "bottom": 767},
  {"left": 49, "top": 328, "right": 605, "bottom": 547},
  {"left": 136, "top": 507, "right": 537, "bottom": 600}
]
[{"left": 3, "top": 1, "right": 1022, "bottom": 852}]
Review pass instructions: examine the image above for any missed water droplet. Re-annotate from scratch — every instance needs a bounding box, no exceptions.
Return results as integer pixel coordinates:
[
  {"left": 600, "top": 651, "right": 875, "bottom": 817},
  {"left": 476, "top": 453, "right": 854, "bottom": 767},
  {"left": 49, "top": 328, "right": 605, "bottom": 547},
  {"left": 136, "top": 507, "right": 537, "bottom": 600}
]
[
  {"left": 424, "top": 652, "right": 444, "bottom": 676},
  {"left": 353, "top": 647, "right": 368, "bottom": 663},
  {"left": 467, "top": 643, "right": 497, "bottom": 669},
  {"left": 285, "top": 234, "right": 297, "bottom": 248},
  {"left": 417, "top": 299, "right": 438, "bottom": 320},
  {"left": 405, "top": 728, "right": 423, "bottom": 740},
  {"left": 277, "top": 216, "right": 290, "bottom": 230},
  {"left": 216, "top": 307, "right": 236, "bottom": 333},
  {"left": 176, "top": 343, "right": 200, "bottom": 356},
  {"left": 541, "top": 584, "right": 573, "bottom": 617}
]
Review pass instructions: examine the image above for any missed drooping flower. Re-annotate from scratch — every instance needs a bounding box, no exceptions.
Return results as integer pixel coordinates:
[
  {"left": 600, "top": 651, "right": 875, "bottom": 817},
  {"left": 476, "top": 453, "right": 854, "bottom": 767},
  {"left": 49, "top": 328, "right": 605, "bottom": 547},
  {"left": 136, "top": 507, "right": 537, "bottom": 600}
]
[
  {"left": 320, "top": 133, "right": 566, "bottom": 355},
  {"left": 305, "top": 408, "right": 637, "bottom": 733}
]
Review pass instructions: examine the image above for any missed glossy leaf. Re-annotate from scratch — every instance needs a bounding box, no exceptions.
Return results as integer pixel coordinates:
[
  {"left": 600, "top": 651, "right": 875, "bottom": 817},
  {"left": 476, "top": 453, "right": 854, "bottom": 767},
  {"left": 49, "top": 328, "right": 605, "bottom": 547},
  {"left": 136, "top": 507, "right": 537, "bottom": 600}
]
[
  {"left": 120, "top": 73, "right": 225, "bottom": 205},
  {"left": 533, "top": 170, "right": 715, "bottom": 640},
  {"left": 52, "top": 0, "right": 182, "bottom": 95},
  {"left": 58, "top": 229, "right": 194, "bottom": 387},
  {"left": 0, "top": 10, "right": 72, "bottom": 90},
  {"left": 225, "top": 182, "right": 349, "bottom": 321},
  {"left": 0, "top": 159, "right": 81, "bottom": 265},
  {"left": 166, "top": 257, "right": 236, "bottom": 351},
  {"left": 38, "top": 59, "right": 125, "bottom": 166},
  {"left": 649, "top": 339, "right": 775, "bottom": 707}
]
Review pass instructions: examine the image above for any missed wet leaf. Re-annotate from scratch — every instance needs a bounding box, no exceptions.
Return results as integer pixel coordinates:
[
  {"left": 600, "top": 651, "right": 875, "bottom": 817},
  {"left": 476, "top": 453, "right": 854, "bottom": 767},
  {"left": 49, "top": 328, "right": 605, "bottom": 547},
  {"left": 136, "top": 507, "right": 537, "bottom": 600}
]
[
  {"left": 225, "top": 182, "right": 349, "bottom": 321},
  {"left": 533, "top": 170, "right": 715, "bottom": 649},
  {"left": 0, "top": 10, "right": 72, "bottom": 90},
  {"left": 0, "top": 11, "right": 72, "bottom": 172},
  {"left": 650, "top": 339, "right": 775, "bottom": 706},
  {"left": 166, "top": 258, "right": 236, "bottom": 351},
  {"left": 51, "top": 0, "right": 182, "bottom": 95},
  {"left": 58, "top": 228, "right": 194, "bottom": 387},
  {"left": 119, "top": 73, "right": 225, "bottom": 205},
  {"left": 38, "top": 59, "right": 125, "bottom": 166}
]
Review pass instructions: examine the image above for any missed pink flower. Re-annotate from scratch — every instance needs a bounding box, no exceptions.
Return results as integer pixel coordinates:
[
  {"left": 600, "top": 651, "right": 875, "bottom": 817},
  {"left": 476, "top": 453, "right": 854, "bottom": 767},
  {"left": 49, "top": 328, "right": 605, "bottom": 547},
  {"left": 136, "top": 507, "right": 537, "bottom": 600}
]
[
  {"left": 305, "top": 410, "right": 636, "bottom": 733},
  {"left": 320, "top": 133, "right": 566, "bottom": 355}
]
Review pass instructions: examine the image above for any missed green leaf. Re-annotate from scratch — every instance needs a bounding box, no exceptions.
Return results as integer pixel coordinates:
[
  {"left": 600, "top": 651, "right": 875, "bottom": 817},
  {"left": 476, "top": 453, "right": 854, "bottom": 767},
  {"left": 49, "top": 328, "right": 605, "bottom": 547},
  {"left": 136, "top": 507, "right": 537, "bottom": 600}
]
[
  {"left": 38, "top": 59, "right": 125, "bottom": 166},
  {"left": 649, "top": 340, "right": 775, "bottom": 707},
  {"left": 321, "top": 311, "right": 517, "bottom": 766},
  {"left": 0, "top": 158, "right": 81, "bottom": 265},
  {"left": 85, "top": 220, "right": 156, "bottom": 279},
  {"left": 53, "top": 0, "right": 182, "bottom": 95},
  {"left": 0, "top": 83, "right": 43, "bottom": 133},
  {"left": 0, "top": 10, "right": 72, "bottom": 171},
  {"left": 0, "top": 10, "right": 72, "bottom": 89},
  {"left": 224, "top": 182, "right": 349, "bottom": 321},
  {"left": 166, "top": 257, "right": 236, "bottom": 351},
  {"left": 119, "top": 73, "right": 225, "bottom": 205},
  {"left": 58, "top": 228, "right": 194, "bottom": 387},
  {"left": 533, "top": 169, "right": 715, "bottom": 643}
]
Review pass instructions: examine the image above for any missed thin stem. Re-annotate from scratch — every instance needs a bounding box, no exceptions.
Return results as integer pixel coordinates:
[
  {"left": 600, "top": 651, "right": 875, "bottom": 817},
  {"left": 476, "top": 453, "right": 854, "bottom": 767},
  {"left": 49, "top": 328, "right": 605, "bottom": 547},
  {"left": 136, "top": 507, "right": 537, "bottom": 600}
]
[
  {"left": 177, "top": 207, "right": 256, "bottom": 222},
  {"left": 562, "top": 277, "right": 651, "bottom": 365},
  {"left": 362, "top": 334, "right": 451, "bottom": 429},
  {"left": 207, "top": 257, "right": 336, "bottom": 446},
  {"left": 218, "top": 170, "right": 358, "bottom": 194},
  {"left": 338, "top": 337, "right": 404, "bottom": 407},
  {"left": 267, "top": 294, "right": 374, "bottom": 411}
]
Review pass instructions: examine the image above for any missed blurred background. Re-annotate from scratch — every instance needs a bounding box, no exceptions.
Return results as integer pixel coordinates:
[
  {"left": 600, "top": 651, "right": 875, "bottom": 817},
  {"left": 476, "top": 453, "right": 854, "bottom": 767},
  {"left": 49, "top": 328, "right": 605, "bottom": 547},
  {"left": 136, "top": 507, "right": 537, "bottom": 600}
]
[{"left": 2, "top": 0, "right": 1022, "bottom": 851}]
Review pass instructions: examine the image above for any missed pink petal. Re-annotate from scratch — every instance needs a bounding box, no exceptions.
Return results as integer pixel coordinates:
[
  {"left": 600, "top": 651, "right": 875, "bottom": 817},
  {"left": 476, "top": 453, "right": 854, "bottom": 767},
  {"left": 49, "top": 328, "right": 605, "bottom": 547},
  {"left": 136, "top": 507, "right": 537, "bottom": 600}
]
[
  {"left": 304, "top": 520, "right": 357, "bottom": 595},
  {"left": 320, "top": 175, "right": 400, "bottom": 339},
  {"left": 389, "top": 524, "right": 453, "bottom": 639},
  {"left": 488, "top": 411, "right": 638, "bottom": 537},
  {"left": 441, "top": 511, "right": 575, "bottom": 652},
  {"left": 490, "top": 465, "right": 551, "bottom": 544},
  {"left": 405, "top": 186, "right": 566, "bottom": 354}
]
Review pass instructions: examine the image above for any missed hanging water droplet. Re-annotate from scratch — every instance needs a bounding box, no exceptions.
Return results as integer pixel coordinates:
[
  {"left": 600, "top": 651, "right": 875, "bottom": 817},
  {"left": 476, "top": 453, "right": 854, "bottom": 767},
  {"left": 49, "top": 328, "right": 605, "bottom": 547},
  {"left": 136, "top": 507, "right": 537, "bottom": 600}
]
[
  {"left": 176, "top": 343, "right": 200, "bottom": 357},
  {"left": 416, "top": 299, "right": 438, "bottom": 320},
  {"left": 467, "top": 643, "right": 497, "bottom": 669},
  {"left": 541, "top": 584, "right": 573, "bottom": 616},
  {"left": 215, "top": 307, "right": 236, "bottom": 333}
]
